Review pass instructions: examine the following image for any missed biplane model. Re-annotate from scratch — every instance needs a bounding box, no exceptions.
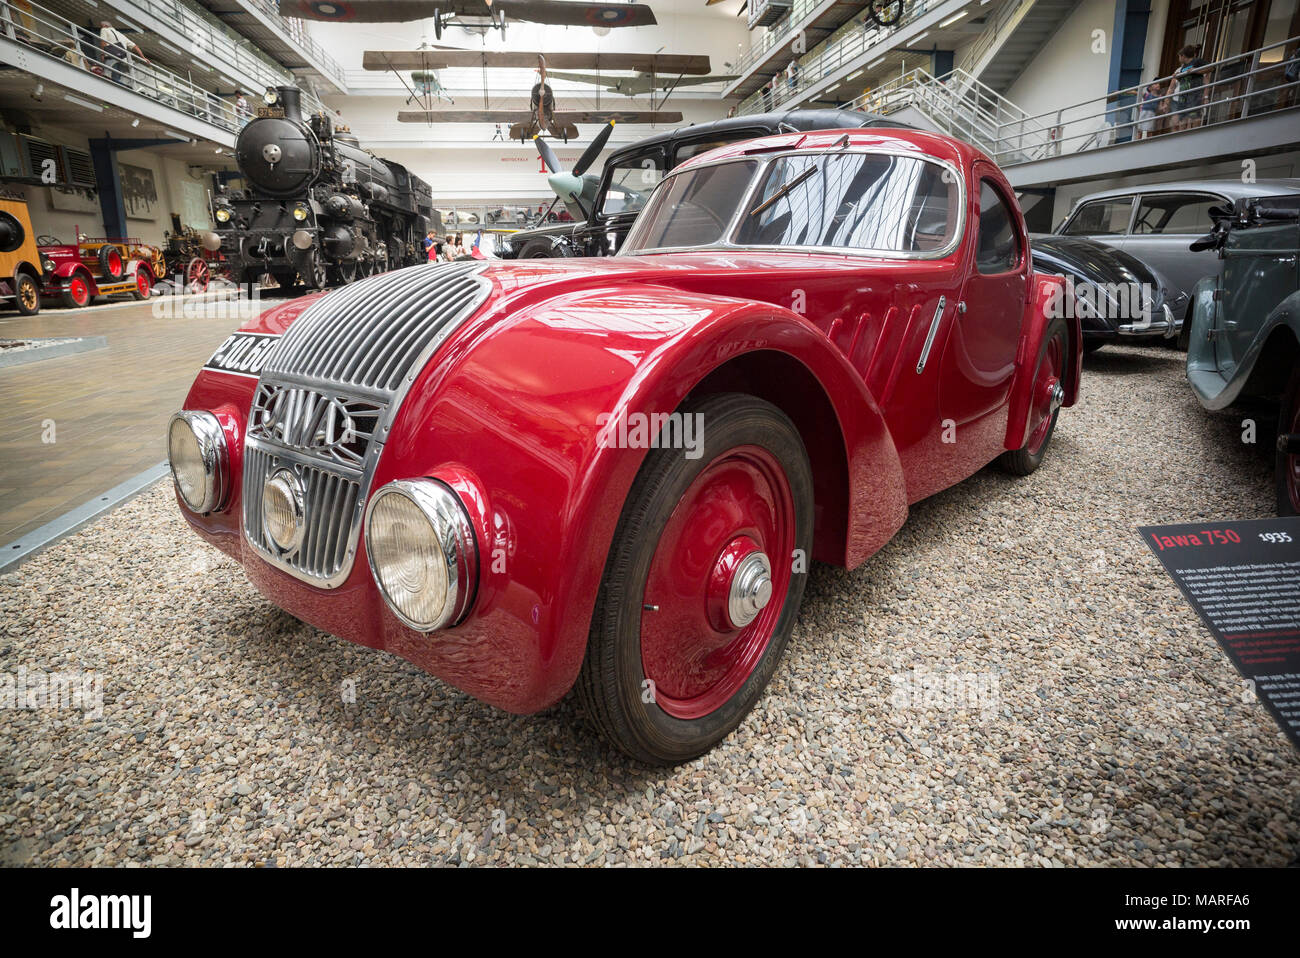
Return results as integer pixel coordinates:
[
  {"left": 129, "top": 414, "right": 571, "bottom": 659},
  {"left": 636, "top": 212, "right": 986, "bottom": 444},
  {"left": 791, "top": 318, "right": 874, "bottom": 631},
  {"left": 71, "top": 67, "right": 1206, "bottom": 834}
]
[
  {"left": 544, "top": 69, "right": 739, "bottom": 98},
  {"left": 283, "top": 0, "right": 656, "bottom": 36},
  {"left": 374, "top": 52, "right": 692, "bottom": 140}
]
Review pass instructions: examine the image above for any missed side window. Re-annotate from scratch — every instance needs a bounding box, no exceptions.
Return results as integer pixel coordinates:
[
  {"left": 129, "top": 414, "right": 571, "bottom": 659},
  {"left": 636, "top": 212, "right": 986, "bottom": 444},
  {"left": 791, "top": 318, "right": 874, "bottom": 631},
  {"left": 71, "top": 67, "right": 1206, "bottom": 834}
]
[
  {"left": 1132, "top": 194, "right": 1218, "bottom": 235},
  {"left": 976, "top": 181, "right": 1021, "bottom": 275},
  {"left": 1061, "top": 198, "right": 1132, "bottom": 236}
]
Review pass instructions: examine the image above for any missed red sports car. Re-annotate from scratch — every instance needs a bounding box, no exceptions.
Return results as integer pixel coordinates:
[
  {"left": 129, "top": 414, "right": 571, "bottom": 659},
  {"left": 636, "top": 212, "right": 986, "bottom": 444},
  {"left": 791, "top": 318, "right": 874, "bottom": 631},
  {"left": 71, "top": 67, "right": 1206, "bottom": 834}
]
[{"left": 169, "top": 128, "right": 1081, "bottom": 763}]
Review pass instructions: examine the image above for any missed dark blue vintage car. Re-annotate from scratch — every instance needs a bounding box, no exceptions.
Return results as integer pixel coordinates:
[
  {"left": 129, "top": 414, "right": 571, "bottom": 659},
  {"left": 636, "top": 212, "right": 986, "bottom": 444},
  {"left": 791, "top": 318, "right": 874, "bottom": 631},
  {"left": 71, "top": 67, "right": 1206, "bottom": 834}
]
[{"left": 1185, "top": 194, "right": 1300, "bottom": 515}]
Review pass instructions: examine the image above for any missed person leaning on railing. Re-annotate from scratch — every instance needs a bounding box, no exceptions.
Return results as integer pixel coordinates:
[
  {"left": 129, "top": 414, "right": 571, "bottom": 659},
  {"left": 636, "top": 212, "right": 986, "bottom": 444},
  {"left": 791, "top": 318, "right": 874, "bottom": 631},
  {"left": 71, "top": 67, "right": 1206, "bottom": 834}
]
[
  {"left": 99, "top": 19, "right": 149, "bottom": 89},
  {"left": 1166, "top": 44, "right": 1210, "bottom": 132}
]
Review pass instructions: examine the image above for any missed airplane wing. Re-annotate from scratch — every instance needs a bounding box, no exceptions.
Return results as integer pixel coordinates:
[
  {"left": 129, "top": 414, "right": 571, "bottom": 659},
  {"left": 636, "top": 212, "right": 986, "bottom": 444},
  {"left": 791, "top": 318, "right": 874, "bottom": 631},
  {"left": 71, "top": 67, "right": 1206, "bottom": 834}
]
[
  {"left": 558, "top": 110, "right": 683, "bottom": 123},
  {"left": 283, "top": 0, "right": 656, "bottom": 26},
  {"left": 543, "top": 71, "right": 740, "bottom": 94},
  {"left": 362, "top": 50, "right": 710, "bottom": 74}
]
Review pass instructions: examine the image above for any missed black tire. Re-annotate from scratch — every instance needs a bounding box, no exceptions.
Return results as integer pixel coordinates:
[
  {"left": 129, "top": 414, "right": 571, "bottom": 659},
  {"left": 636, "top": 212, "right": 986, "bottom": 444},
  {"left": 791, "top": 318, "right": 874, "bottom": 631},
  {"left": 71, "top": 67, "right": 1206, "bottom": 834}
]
[
  {"left": 1276, "top": 365, "right": 1300, "bottom": 516},
  {"left": 998, "top": 317, "right": 1069, "bottom": 476},
  {"left": 60, "top": 272, "right": 92, "bottom": 308},
  {"left": 14, "top": 272, "right": 39, "bottom": 315},
  {"left": 98, "top": 244, "right": 124, "bottom": 280},
  {"left": 576, "top": 393, "right": 814, "bottom": 764}
]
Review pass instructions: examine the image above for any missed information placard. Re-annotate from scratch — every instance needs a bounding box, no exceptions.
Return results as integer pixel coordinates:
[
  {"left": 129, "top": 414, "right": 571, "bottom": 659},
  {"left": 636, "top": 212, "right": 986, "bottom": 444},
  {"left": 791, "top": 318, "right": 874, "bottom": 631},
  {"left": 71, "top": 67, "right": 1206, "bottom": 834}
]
[{"left": 1138, "top": 516, "right": 1300, "bottom": 750}]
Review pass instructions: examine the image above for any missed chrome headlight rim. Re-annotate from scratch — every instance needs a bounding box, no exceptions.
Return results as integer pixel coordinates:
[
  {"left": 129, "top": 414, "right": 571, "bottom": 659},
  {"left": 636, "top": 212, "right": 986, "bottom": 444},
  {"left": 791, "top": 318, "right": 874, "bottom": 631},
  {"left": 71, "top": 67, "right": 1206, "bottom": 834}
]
[
  {"left": 261, "top": 467, "right": 306, "bottom": 554},
  {"left": 364, "top": 478, "right": 478, "bottom": 633},
  {"left": 167, "top": 410, "right": 230, "bottom": 514},
  {"left": 214, "top": 206, "right": 232, "bottom": 223},
  {"left": 292, "top": 203, "right": 309, "bottom": 222}
]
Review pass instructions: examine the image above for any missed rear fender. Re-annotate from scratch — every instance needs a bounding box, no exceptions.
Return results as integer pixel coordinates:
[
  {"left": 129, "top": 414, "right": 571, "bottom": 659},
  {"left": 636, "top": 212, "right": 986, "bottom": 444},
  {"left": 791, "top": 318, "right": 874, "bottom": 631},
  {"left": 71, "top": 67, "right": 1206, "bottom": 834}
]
[{"left": 1005, "top": 272, "right": 1077, "bottom": 450}]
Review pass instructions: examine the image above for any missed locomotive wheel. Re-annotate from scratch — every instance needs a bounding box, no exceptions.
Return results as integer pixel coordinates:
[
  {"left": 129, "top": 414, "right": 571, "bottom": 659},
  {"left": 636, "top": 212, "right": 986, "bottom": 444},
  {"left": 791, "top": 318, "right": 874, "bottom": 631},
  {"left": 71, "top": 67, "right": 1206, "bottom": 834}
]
[
  {"left": 15, "top": 273, "right": 40, "bottom": 315},
  {"left": 131, "top": 266, "right": 152, "bottom": 300},
  {"left": 302, "top": 254, "right": 328, "bottom": 290},
  {"left": 577, "top": 393, "right": 813, "bottom": 764},
  {"left": 60, "top": 272, "right": 92, "bottom": 308},
  {"left": 186, "top": 257, "right": 210, "bottom": 294}
]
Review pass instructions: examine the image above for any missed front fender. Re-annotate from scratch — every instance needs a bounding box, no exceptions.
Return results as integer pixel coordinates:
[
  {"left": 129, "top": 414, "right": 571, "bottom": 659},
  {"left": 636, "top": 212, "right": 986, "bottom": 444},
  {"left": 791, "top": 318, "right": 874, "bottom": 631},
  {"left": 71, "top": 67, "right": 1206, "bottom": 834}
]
[{"left": 363, "top": 283, "right": 907, "bottom": 712}]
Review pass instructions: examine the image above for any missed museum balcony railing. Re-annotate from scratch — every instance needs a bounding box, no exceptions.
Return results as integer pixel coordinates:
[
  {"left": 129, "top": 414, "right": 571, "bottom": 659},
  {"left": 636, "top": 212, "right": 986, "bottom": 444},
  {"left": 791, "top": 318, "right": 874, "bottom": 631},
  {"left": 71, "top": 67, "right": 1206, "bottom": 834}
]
[
  {"left": 91, "top": 0, "right": 296, "bottom": 96},
  {"left": 843, "top": 33, "right": 1300, "bottom": 169},
  {"left": 0, "top": 0, "right": 247, "bottom": 138},
  {"left": 732, "top": 0, "right": 954, "bottom": 112},
  {"left": 209, "top": 0, "right": 346, "bottom": 91}
]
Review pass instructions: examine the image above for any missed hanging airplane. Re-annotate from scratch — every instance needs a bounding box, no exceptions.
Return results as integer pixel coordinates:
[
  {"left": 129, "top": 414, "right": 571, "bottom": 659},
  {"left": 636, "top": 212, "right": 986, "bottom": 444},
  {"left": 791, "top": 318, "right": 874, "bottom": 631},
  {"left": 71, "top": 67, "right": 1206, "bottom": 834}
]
[
  {"left": 377, "top": 54, "right": 688, "bottom": 140},
  {"left": 282, "top": 0, "right": 657, "bottom": 36},
  {"left": 532, "top": 120, "right": 614, "bottom": 220},
  {"left": 543, "top": 70, "right": 740, "bottom": 97}
]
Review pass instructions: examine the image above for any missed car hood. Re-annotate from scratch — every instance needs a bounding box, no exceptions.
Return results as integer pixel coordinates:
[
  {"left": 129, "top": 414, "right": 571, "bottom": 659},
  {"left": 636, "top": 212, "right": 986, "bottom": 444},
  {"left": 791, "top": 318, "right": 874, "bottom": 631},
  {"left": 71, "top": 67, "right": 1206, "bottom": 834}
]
[{"left": 1029, "top": 234, "right": 1184, "bottom": 309}]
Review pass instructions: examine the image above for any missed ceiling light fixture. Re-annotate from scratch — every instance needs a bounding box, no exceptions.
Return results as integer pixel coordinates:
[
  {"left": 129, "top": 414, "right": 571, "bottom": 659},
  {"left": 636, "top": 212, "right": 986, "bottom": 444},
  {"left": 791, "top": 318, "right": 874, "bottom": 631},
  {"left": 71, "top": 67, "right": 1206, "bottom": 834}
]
[
  {"left": 64, "top": 94, "right": 103, "bottom": 112},
  {"left": 131, "top": 118, "right": 140, "bottom": 127},
  {"left": 940, "top": 11, "right": 967, "bottom": 27}
]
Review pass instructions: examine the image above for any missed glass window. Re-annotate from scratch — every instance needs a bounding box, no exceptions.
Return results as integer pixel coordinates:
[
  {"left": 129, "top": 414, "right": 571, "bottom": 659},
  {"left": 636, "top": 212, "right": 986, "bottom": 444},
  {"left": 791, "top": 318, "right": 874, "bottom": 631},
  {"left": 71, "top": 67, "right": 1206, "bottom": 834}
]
[
  {"left": 622, "top": 161, "right": 759, "bottom": 251},
  {"left": 600, "top": 156, "right": 666, "bottom": 217},
  {"left": 1132, "top": 194, "right": 1219, "bottom": 234},
  {"left": 977, "top": 181, "right": 1022, "bottom": 274},
  {"left": 673, "top": 133, "right": 759, "bottom": 164},
  {"left": 1061, "top": 198, "right": 1133, "bottom": 236},
  {"left": 732, "top": 152, "right": 959, "bottom": 253}
]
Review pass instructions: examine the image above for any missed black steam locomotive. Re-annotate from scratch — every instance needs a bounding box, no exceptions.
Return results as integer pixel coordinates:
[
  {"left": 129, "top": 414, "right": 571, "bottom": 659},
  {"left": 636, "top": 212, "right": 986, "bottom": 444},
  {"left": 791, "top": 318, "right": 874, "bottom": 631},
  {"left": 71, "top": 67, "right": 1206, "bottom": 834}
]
[{"left": 212, "top": 86, "right": 435, "bottom": 289}]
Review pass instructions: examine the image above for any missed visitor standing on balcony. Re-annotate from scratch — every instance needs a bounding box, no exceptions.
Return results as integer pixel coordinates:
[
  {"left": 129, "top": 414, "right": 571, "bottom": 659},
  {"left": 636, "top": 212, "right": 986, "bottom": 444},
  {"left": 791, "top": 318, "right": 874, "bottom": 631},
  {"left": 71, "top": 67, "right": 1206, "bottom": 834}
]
[
  {"left": 99, "top": 20, "right": 148, "bottom": 89},
  {"left": 233, "top": 89, "right": 251, "bottom": 123},
  {"left": 1167, "top": 45, "right": 1209, "bottom": 131},
  {"left": 1136, "top": 82, "right": 1160, "bottom": 139}
]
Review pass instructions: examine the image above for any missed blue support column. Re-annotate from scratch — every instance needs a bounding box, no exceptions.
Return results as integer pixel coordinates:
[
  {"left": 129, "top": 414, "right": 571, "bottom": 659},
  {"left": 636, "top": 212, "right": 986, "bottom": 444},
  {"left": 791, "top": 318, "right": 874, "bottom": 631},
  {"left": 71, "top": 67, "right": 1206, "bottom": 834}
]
[
  {"left": 933, "top": 49, "right": 954, "bottom": 79},
  {"left": 89, "top": 139, "right": 125, "bottom": 240},
  {"left": 1108, "top": 0, "right": 1152, "bottom": 143},
  {"left": 89, "top": 136, "right": 182, "bottom": 238}
]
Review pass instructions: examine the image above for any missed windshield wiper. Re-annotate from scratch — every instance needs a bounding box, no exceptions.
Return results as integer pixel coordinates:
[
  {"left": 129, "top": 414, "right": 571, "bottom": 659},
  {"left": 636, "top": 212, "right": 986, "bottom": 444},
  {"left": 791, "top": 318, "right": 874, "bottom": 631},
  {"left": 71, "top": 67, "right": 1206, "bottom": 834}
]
[{"left": 749, "top": 166, "right": 818, "bottom": 217}]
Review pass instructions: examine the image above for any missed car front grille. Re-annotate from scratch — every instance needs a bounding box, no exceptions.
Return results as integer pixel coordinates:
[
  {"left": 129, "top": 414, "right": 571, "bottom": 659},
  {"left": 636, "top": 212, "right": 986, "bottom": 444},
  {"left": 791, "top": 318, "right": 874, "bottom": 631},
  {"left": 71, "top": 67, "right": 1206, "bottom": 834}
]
[{"left": 242, "top": 262, "right": 490, "bottom": 587}]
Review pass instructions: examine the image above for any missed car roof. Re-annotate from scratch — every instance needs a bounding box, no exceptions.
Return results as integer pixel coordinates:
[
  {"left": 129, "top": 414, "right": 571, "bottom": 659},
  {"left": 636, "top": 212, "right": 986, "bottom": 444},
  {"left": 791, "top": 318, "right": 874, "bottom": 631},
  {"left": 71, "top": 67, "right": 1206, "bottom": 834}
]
[
  {"left": 601, "top": 108, "right": 910, "bottom": 167},
  {"left": 1072, "top": 179, "right": 1300, "bottom": 203},
  {"left": 671, "top": 126, "right": 984, "bottom": 174}
]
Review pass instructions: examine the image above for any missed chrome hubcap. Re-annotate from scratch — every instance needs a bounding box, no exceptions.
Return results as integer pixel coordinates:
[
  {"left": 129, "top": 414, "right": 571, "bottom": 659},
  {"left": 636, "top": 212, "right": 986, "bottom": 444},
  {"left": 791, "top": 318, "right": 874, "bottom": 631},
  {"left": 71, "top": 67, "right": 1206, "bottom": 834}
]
[
  {"left": 1048, "top": 381, "right": 1064, "bottom": 413},
  {"left": 727, "top": 551, "right": 773, "bottom": 629}
]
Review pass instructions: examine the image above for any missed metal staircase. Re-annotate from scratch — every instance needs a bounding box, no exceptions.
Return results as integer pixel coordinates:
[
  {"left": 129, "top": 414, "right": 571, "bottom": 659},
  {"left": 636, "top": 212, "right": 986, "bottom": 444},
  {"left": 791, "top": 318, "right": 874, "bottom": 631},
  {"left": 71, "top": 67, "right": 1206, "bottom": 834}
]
[
  {"left": 957, "top": 0, "right": 1076, "bottom": 95},
  {"left": 852, "top": 68, "right": 1053, "bottom": 164}
]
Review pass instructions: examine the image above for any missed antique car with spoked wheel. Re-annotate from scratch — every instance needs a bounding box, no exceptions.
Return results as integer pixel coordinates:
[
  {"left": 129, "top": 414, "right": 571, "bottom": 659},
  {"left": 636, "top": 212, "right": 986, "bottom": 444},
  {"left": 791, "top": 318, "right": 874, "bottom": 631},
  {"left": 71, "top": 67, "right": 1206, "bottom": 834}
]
[
  {"left": 0, "top": 192, "right": 43, "bottom": 316},
  {"left": 37, "top": 233, "right": 164, "bottom": 307},
  {"left": 169, "top": 128, "right": 1080, "bottom": 763}
]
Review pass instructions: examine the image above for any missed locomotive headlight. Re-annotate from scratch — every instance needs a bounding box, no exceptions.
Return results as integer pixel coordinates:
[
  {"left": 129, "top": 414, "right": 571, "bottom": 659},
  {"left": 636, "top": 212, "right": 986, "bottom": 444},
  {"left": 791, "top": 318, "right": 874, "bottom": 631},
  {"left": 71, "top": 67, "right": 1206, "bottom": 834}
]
[
  {"left": 262, "top": 88, "right": 278, "bottom": 106},
  {"left": 292, "top": 203, "right": 309, "bottom": 222},
  {"left": 215, "top": 207, "right": 231, "bottom": 223},
  {"left": 167, "top": 411, "right": 229, "bottom": 514},
  {"left": 365, "top": 479, "right": 478, "bottom": 632}
]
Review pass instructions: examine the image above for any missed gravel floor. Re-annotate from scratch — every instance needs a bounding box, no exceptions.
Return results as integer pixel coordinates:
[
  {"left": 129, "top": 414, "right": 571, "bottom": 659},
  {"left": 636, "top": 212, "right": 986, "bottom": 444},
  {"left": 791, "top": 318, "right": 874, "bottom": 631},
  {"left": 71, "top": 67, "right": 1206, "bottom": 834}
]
[{"left": 1, "top": 343, "right": 1295, "bottom": 867}]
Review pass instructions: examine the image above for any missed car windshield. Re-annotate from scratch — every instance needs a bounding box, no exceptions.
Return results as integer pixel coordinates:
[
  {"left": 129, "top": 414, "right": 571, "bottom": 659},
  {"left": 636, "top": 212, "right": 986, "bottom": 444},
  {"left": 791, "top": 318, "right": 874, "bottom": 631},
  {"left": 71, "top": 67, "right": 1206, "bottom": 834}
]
[
  {"left": 600, "top": 157, "right": 666, "bottom": 217},
  {"left": 624, "top": 152, "right": 960, "bottom": 255},
  {"left": 622, "top": 160, "right": 759, "bottom": 251}
]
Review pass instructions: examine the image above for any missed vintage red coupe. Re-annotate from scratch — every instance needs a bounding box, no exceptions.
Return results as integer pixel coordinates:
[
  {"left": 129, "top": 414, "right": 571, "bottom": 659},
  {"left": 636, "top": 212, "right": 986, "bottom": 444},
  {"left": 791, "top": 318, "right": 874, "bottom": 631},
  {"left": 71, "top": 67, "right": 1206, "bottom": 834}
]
[{"left": 169, "top": 129, "right": 1081, "bottom": 763}]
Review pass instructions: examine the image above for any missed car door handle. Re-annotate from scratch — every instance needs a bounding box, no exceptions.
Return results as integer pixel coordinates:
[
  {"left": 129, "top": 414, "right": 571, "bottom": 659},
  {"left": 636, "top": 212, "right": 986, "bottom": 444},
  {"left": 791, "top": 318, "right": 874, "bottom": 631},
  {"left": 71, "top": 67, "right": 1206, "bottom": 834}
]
[{"left": 916, "top": 295, "right": 947, "bottom": 374}]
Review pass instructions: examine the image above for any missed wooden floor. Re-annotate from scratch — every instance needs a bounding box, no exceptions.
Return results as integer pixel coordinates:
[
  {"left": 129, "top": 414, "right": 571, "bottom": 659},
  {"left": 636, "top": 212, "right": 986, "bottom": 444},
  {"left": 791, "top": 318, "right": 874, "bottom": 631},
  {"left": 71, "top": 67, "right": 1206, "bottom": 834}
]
[{"left": 0, "top": 296, "right": 270, "bottom": 547}]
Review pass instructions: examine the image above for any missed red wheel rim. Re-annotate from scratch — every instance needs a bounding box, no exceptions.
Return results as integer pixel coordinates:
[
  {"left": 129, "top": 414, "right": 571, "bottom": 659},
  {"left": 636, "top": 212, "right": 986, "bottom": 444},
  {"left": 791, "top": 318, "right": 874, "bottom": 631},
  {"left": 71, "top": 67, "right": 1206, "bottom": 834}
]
[
  {"left": 1287, "top": 392, "right": 1300, "bottom": 513},
  {"left": 1026, "top": 333, "right": 1065, "bottom": 455},
  {"left": 640, "top": 445, "right": 795, "bottom": 720},
  {"left": 187, "top": 258, "right": 209, "bottom": 293},
  {"left": 105, "top": 249, "right": 122, "bottom": 276},
  {"left": 136, "top": 269, "right": 151, "bottom": 297},
  {"left": 68, "top": 277, "right": 89, "bottom": 306}
]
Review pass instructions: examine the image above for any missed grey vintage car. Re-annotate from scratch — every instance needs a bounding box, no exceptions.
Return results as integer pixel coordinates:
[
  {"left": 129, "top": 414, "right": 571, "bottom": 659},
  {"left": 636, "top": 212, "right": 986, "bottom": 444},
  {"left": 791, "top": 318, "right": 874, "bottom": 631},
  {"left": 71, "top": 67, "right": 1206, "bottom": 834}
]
[
  {"left": 1056, "top": 179, "right": 1300, "bottom": 338},
  {"left": 1184, "top": 193, "right": 1300, "bottom": 515}
]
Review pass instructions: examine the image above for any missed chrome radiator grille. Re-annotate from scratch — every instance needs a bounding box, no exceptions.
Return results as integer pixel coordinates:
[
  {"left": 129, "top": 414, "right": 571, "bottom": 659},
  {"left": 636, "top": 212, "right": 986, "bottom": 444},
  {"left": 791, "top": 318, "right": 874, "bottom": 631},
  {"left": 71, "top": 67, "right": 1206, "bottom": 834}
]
[
  {"left": 243, "top": 262, "right": 490, "bottom": 587},
  {"left": 263, "top": 260, "right": 489, "bottom": 392}
]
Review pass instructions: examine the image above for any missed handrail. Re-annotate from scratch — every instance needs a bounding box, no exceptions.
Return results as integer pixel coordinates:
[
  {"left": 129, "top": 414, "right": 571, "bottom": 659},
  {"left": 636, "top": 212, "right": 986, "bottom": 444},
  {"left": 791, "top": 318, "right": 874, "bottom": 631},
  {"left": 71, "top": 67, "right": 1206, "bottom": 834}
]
[
  {"left": 1, "top": 0, "right": 247, "bottom": 134},
  {"left": 834, "top": 33, "right": 1300, "bottom": 167},
  {"left": 733, "top": 0, "right": 941, "bottom": 111},
  {"left": 112, "top": 0, "right": 296, "bottom": 93},
  {"left": 232, "top": 0, "right": 346, "bottom": 86}
]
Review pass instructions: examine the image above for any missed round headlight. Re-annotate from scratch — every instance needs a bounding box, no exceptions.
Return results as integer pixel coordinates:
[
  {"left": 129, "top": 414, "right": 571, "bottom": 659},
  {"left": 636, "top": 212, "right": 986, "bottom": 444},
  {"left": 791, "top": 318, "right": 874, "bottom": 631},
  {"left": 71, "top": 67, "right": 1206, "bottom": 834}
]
[
  {"left": 215, "top": 207, "right": 231, "bottom": 223},
  {"left": 262, "top": 468, "right": 305, "bottom": 553},
  {"left": 42, "top": 258, "right": 54, "bottom": 272},
  {"left": 263, "top": 88, "right": 278, "bottom": 106},
  {"left": 364, "top": 479, "right": 478, "bottom": 632},
  {"left": 167, "top": 411, "right": 229, "bottom": 514},
  {"left": 292, "top": 204, "right": 309, "bottom": 222}
]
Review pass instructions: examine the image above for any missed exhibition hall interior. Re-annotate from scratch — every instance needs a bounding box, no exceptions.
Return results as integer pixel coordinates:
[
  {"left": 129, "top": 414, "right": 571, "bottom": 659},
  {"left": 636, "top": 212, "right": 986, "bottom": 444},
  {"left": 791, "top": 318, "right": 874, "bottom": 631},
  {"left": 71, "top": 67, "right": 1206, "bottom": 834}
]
[{"left": 1, "top": 0, "right": 1299, "bottom": 879}]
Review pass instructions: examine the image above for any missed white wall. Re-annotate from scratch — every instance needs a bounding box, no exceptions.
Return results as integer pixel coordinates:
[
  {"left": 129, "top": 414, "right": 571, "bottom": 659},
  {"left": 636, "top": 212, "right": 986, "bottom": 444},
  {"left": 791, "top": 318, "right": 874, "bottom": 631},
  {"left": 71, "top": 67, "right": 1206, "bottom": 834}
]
[{"left": 1005, "top": 0, "right": 1118, "bottom": 121}]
